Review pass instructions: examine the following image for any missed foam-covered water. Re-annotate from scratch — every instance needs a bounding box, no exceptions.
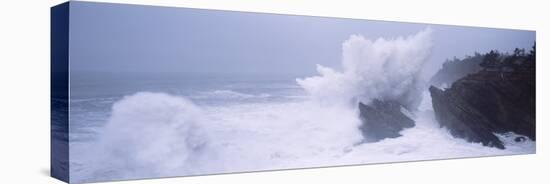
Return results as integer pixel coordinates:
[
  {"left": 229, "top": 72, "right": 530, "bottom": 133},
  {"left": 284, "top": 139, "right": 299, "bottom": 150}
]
[
  {"left": 69, "top": 29, "right": 534, "bottom": 183},
  {"left": 69, "top": 89, "right": 534, "bottom": 183}
]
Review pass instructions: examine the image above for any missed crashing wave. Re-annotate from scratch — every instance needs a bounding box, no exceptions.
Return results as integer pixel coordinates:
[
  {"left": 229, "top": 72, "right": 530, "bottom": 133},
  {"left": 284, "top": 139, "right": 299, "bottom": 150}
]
[{"left": 297, "top": 28, "right": 433, "bottom": 109}]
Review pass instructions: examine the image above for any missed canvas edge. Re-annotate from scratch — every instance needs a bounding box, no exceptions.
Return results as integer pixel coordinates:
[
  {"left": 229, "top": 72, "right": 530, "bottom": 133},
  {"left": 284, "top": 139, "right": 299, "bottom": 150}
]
[{"left": 51, "top": 1, "right": 71, "bottom": 183}]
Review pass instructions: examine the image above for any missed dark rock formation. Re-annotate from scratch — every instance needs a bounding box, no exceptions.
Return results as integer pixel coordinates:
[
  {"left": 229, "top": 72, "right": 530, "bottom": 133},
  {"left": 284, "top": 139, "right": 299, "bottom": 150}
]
[
  {"left": 358, "top": 99, "right": 415, "bottom": 142},
  {"left": 429, "top": 68, "right": 535, "bottom": 149}
]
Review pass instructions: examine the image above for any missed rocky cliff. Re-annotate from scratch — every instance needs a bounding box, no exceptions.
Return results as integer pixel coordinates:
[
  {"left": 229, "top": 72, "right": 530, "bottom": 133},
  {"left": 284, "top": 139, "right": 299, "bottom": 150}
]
[{"left": 430, "top": 68, "right": 535, "bottom": 149}]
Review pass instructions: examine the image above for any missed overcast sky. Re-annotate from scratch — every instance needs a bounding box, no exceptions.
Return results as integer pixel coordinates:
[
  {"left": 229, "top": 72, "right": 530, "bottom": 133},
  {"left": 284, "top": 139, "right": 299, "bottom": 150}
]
[{"left": 68, "top": 1, "right": 535, "bottom": 77}]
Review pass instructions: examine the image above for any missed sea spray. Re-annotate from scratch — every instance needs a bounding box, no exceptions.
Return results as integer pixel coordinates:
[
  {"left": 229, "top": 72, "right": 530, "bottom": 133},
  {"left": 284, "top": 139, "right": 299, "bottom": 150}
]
[
  {"left": 297, "top": 28, "right": 433, "bottom": 109},
  {"left": 81, "top": 92, "right": 217, "bottom": 181}
]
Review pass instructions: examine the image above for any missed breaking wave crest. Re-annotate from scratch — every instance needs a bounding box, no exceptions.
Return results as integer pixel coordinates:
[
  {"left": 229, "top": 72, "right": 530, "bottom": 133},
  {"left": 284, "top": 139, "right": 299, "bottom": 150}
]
[
  {"left": 297, "top": 28, "right": 433, "bottom": 109},
  {"left": 77, "top": 92, "right": 218, "bottom": 181}
]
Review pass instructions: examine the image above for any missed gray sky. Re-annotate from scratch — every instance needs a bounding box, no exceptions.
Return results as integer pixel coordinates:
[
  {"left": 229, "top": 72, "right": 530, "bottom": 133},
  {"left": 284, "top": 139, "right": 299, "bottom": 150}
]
[{"left": 69, "top": 1, "right": 535, "bottom": 76}]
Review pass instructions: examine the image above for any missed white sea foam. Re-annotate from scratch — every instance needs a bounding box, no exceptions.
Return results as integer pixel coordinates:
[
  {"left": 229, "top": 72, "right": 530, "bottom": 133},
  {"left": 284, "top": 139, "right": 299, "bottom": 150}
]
[{"left": 72, "top": 90, "right": 534, "bottom": 183}]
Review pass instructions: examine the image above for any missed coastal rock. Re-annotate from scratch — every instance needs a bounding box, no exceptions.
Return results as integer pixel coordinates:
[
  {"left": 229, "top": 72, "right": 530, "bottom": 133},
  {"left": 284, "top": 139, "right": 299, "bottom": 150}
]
[
  {"left": 429, "top": 69, "right": 535, "bottom": 149},
  {"left": 358, "top": 99, "right": 415, "bottom": 142}
]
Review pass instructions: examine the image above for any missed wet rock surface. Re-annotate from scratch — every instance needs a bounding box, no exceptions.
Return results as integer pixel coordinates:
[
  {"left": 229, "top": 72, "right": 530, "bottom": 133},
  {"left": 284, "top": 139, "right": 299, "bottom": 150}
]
[
  {"left": 358, "top": 99, "right": 415, "bottom": 142},
  {"left": 429, "top": 69, "right": 535, "bottom": 149}
]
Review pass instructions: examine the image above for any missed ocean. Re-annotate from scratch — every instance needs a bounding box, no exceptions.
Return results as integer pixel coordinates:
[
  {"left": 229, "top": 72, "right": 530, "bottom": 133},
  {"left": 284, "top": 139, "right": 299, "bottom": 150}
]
[{"left": 67, "top": 72, "right": 535, "bottom": 183}]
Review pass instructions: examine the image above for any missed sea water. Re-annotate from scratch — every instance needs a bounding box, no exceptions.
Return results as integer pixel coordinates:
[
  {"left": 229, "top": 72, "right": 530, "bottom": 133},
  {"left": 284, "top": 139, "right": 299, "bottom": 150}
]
[{"left": 67, "top": 72, "right": 534, "bottom": 183}]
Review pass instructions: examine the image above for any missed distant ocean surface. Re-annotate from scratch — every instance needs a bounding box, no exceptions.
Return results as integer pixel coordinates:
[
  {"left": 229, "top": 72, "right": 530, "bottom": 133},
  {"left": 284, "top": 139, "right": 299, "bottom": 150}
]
[
  {"left": 69, "top": 73, "right": 306, "bottom": 142},
  {"left": 68, "top": 72, "right": 534, "bottom": 183}
]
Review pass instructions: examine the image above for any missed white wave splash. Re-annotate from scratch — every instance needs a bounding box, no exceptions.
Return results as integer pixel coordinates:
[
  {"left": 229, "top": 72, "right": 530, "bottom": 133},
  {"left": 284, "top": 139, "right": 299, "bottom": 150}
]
[
  {"left": 297, "top": 28, "right": 433, "bottom": 109},
  {"left": 77, "top": 92, "right": 218, "bottom": 181},
  {"left": 73, "top": 92, "right": 363, "bottom": 182}
]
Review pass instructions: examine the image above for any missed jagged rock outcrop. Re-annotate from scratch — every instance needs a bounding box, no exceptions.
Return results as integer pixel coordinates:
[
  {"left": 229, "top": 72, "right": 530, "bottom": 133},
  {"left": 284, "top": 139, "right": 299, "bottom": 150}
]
[
  {"left": 429, "top": 69, "right": 535, "bottom": 149},
  {"left": 358, "top": 99, "right": 415, "bottom": 142}
]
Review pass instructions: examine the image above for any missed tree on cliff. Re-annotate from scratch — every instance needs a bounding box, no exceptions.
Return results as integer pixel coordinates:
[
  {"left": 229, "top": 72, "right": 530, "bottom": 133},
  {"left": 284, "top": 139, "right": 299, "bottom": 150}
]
[
  {"left": 480, "top": 50, "right": 501, "bottom": 70},
  {"left": 479, "top": 43, "right": 536, "bottom": 72},
  {"left": 431, "top": 43, "right": 536, "bottom": 86},
  {"left": 523, "top": 42, "right": 536, "bottom": 70}
]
